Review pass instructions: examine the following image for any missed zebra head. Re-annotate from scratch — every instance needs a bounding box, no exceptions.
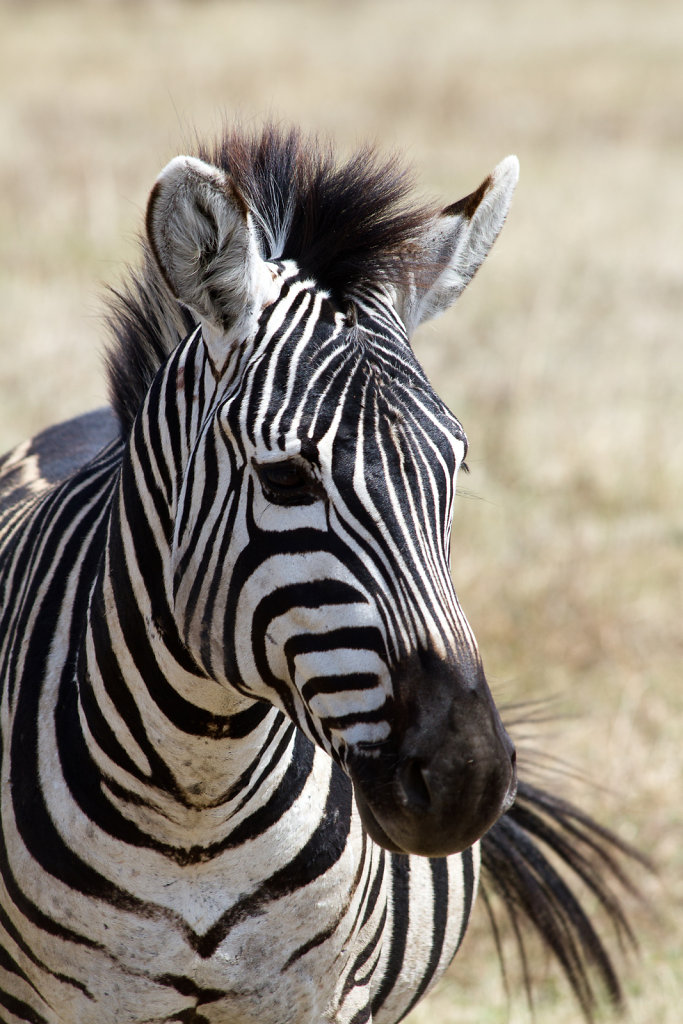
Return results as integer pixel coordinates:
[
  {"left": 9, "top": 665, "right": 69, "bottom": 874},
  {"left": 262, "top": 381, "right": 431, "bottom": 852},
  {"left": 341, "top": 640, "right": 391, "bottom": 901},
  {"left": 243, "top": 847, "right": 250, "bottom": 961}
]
[{"left": 145, "top": 134, "right": 518, "bottom": 858}]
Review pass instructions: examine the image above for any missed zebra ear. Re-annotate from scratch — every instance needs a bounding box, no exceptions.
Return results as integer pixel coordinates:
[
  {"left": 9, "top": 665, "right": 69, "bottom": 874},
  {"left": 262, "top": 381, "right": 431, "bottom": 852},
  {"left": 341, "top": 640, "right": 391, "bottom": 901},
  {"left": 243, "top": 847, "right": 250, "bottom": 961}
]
[
  {"left": 398, "top": 156, "right": 519, "bottom": 335},
  {"left": 146, "top": 155, "right": 276, "bottom": 349}
]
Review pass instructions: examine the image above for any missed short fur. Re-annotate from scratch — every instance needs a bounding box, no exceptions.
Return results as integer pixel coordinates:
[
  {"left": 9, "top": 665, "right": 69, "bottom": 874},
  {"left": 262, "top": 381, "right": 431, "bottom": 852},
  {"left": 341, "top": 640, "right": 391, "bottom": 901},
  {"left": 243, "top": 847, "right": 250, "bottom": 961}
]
[{"left": 100, "top": 126, "right": 643, "bottom": 1019}]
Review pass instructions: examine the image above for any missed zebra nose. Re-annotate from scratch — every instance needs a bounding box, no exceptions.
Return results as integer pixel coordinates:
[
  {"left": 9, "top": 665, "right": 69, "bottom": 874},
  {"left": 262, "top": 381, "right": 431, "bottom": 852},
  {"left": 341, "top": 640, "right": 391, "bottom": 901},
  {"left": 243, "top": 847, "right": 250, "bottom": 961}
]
[
  {"left": 395, "top": 743, "right": 516, "bottom": 831},
  {"left": 397, "top": 750, "right": 517, "bottom": 815},
  {"left": 348, "top": 735, "right": 517, "bottom": 858}
]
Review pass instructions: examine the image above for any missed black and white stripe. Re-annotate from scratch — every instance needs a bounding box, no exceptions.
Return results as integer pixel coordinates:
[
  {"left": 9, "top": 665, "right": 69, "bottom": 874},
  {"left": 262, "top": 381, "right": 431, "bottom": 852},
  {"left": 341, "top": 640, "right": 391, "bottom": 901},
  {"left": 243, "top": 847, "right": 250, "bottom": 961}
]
[{"left": 0, "top": 127, "right": 638, "bottom": 1024}]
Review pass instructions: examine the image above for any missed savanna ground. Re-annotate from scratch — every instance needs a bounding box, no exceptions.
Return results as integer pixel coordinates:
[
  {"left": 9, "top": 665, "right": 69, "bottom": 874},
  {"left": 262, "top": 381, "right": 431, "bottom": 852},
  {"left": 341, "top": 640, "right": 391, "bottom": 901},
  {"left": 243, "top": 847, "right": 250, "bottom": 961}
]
[{"left": 0, "top": 1, "right": 681, "bottom": 1021}]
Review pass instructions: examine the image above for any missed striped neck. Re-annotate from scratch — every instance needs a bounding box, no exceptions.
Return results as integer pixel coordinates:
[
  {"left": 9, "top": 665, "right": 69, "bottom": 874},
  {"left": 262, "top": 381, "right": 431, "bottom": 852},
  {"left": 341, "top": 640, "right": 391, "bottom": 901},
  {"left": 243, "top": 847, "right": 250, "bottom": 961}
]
[{"left": 75, "top": 326, "right": 300, "bottom": 849}]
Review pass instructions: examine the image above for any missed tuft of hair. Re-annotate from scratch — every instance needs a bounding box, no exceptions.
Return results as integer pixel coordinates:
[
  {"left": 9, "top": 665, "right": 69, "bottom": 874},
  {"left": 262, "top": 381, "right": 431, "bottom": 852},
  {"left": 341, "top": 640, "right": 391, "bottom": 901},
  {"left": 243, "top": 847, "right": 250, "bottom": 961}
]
[
  {"left": 480, "top": 778, "right": 648, "bottom": 1021},
  {"left": 105, "top": 249, "right": 197, "bottom": 434},
  {"left": 198, "top": 124, "right": 435, "bottom": 301},
  {"left": 105, "top": 124, "right": 436, "bottom": 435}
]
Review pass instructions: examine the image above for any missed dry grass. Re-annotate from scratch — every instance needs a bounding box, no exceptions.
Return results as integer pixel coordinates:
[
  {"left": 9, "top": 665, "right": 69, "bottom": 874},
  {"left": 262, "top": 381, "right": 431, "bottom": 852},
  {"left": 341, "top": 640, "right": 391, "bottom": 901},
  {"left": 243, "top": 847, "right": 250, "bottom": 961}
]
[{"left": 1, "top": 1, "right": 681, "bottom": 1021}]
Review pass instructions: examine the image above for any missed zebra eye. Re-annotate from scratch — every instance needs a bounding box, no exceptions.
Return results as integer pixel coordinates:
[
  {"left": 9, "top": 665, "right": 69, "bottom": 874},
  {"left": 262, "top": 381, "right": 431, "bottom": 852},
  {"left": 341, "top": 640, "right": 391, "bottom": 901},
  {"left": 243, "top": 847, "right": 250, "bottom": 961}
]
[{"left": 255, "top": 459, "right": 320, "bottom": 506}]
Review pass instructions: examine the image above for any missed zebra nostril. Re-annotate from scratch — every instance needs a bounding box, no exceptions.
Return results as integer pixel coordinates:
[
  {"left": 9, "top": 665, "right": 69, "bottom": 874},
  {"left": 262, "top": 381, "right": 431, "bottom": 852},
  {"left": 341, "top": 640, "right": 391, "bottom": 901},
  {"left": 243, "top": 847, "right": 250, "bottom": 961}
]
[{"left": 398, "top": 758, "right": 432, "bottom": 812}]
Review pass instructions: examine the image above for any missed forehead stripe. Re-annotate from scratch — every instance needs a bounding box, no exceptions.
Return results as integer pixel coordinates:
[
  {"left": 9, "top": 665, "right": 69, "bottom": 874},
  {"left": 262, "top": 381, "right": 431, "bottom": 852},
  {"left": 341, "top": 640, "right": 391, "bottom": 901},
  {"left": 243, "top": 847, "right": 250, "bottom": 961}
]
[
  {"left": 267, "top": 289, "right": 326, "bottom": 449},
  {"left": 252, "top": 289, "right": 312, "bottom": 447}
]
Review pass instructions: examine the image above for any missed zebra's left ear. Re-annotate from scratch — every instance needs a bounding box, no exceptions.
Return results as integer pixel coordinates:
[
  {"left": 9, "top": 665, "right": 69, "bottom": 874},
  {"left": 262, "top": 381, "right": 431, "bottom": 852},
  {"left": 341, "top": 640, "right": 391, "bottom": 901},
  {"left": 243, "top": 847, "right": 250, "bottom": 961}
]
[
  {"left": 146, "top": 155, "right": 276, "bottom": 354},
  {"left": 398, "top": 156, "right": 519, "bottom": 335}
]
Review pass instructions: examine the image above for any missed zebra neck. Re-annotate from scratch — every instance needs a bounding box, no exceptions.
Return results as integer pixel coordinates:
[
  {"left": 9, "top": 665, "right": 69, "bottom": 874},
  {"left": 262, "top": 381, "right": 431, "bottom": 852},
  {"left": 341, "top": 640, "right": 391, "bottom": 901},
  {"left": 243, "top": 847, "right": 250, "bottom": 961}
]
[
  {"left": 78, "top": 546, "right": 300, "bottom": 848},
  {"left": 72, "top": 336, "right": 303, "bottom": 844}
]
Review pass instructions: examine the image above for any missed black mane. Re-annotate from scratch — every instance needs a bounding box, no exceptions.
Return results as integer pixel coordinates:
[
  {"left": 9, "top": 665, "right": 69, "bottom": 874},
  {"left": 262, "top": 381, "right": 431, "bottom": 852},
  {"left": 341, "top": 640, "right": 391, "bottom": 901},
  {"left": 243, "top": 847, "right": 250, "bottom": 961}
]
[{"left": 106, "top": 125, "right": 435, "bottom": 434}]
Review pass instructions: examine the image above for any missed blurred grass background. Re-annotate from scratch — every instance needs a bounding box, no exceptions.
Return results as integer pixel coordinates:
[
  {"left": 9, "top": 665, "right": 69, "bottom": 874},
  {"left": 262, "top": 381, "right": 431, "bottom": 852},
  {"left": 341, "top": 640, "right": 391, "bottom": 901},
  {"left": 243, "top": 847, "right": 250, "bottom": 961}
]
[{"left": 0, "top": 0, "right": 681, "bottom": 1020}]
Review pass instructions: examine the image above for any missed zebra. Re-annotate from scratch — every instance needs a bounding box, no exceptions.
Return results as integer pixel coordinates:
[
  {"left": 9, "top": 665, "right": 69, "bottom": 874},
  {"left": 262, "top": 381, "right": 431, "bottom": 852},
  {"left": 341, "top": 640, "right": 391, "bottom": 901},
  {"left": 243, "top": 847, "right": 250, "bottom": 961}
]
[{"left": 0, "top": 126, "right": 637, "bottom": 1024}]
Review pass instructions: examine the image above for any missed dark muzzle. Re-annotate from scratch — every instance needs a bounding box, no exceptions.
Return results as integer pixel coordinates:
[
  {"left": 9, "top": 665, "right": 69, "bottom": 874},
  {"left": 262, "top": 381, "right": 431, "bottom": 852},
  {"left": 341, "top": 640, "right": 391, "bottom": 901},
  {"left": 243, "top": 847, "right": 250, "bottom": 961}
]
[{"left": 346, "top": 650, "right": 516, "bottom": 857}]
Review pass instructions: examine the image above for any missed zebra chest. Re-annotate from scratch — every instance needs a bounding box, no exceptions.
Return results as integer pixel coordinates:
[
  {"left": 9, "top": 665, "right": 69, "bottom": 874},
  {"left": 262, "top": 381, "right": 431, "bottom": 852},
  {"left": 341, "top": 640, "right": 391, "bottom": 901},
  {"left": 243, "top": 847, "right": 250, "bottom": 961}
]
[
  {"left": 52, "top": 836, "right": 378, "bottom": 1024},
  {"left": 6, "top": 743, "right": 384, "bottom": 1024},
  {"left": 82, "top": 885, "right": 367, "bottom": 1024}
]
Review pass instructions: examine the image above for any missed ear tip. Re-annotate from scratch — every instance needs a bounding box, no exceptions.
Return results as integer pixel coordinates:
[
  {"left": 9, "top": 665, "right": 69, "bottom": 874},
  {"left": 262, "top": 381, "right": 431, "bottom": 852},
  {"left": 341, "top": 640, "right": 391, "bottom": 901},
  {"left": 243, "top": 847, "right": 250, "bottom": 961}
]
[
  {"left": 155, "top": 154, "right": 216, "bottom": 189},
  {"left": 147, "top": 155, "right": 232, "bottom": 244},
  {"left": 493, "top": 155, "right": 520, "bottom": 188}
]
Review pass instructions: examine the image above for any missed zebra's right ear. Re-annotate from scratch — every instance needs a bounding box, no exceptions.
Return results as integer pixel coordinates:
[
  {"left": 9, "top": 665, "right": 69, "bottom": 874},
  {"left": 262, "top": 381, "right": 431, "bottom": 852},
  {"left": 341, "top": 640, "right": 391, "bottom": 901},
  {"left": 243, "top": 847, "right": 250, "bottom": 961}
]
[{"left": 146, "top": 156, "right": 276, "bottom": 351}]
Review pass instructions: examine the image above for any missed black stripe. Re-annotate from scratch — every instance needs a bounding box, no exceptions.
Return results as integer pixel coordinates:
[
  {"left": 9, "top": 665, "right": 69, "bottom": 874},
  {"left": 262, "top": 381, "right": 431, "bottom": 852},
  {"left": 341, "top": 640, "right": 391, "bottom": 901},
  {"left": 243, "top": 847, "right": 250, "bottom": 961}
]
[
  {"left": 285, "top": 627, "right": 386, "bottom": 665},
  {"left": 456, "top": 846, "right": 476, "bottom": 952},
  {"left": 283, "top": 820, "right": 371, "bottom": 969},
  {"left": 403, "top": 857, "right": 449, "bottom": 1016},
  {"left": 341, "top": 859, "right": 388, "bottom": 999},
  {"left": 0, "top": 986, "right": 49, "bottom": 1024},
  {"left": 301, "top": 672, "right": 380, "bottom": 704},
  {"left": 370, "top": 853, "right": 410, "bottom": 1015},
  {"left": 129, "top": 411, "right": 173, "bottom": 537},
  {"left": 195, "top": 760, "right": 352, "bottom": 958},
  {"left": 107, "top": 514, "right": 232, "bottom": 740},
  {"left": 76, "top": 648, "right": 152, "bottom": 785},
  {"left": 248, "top": 579, "right": 367, "bottom": 714}
]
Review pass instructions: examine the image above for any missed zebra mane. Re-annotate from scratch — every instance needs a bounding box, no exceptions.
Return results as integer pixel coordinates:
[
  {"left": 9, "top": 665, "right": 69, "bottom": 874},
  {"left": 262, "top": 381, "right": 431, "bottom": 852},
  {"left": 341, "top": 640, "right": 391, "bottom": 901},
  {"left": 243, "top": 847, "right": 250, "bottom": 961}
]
[{"left": 106, "top": 125, "right": 436, "bottom": 434}]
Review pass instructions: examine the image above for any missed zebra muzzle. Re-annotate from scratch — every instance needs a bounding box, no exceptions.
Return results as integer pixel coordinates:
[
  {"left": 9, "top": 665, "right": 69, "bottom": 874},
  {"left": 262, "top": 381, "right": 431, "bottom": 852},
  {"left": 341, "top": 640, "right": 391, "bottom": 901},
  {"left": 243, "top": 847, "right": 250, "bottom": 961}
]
[{"left": 346, "top": 654, "right": 517, "bottom": 858}]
